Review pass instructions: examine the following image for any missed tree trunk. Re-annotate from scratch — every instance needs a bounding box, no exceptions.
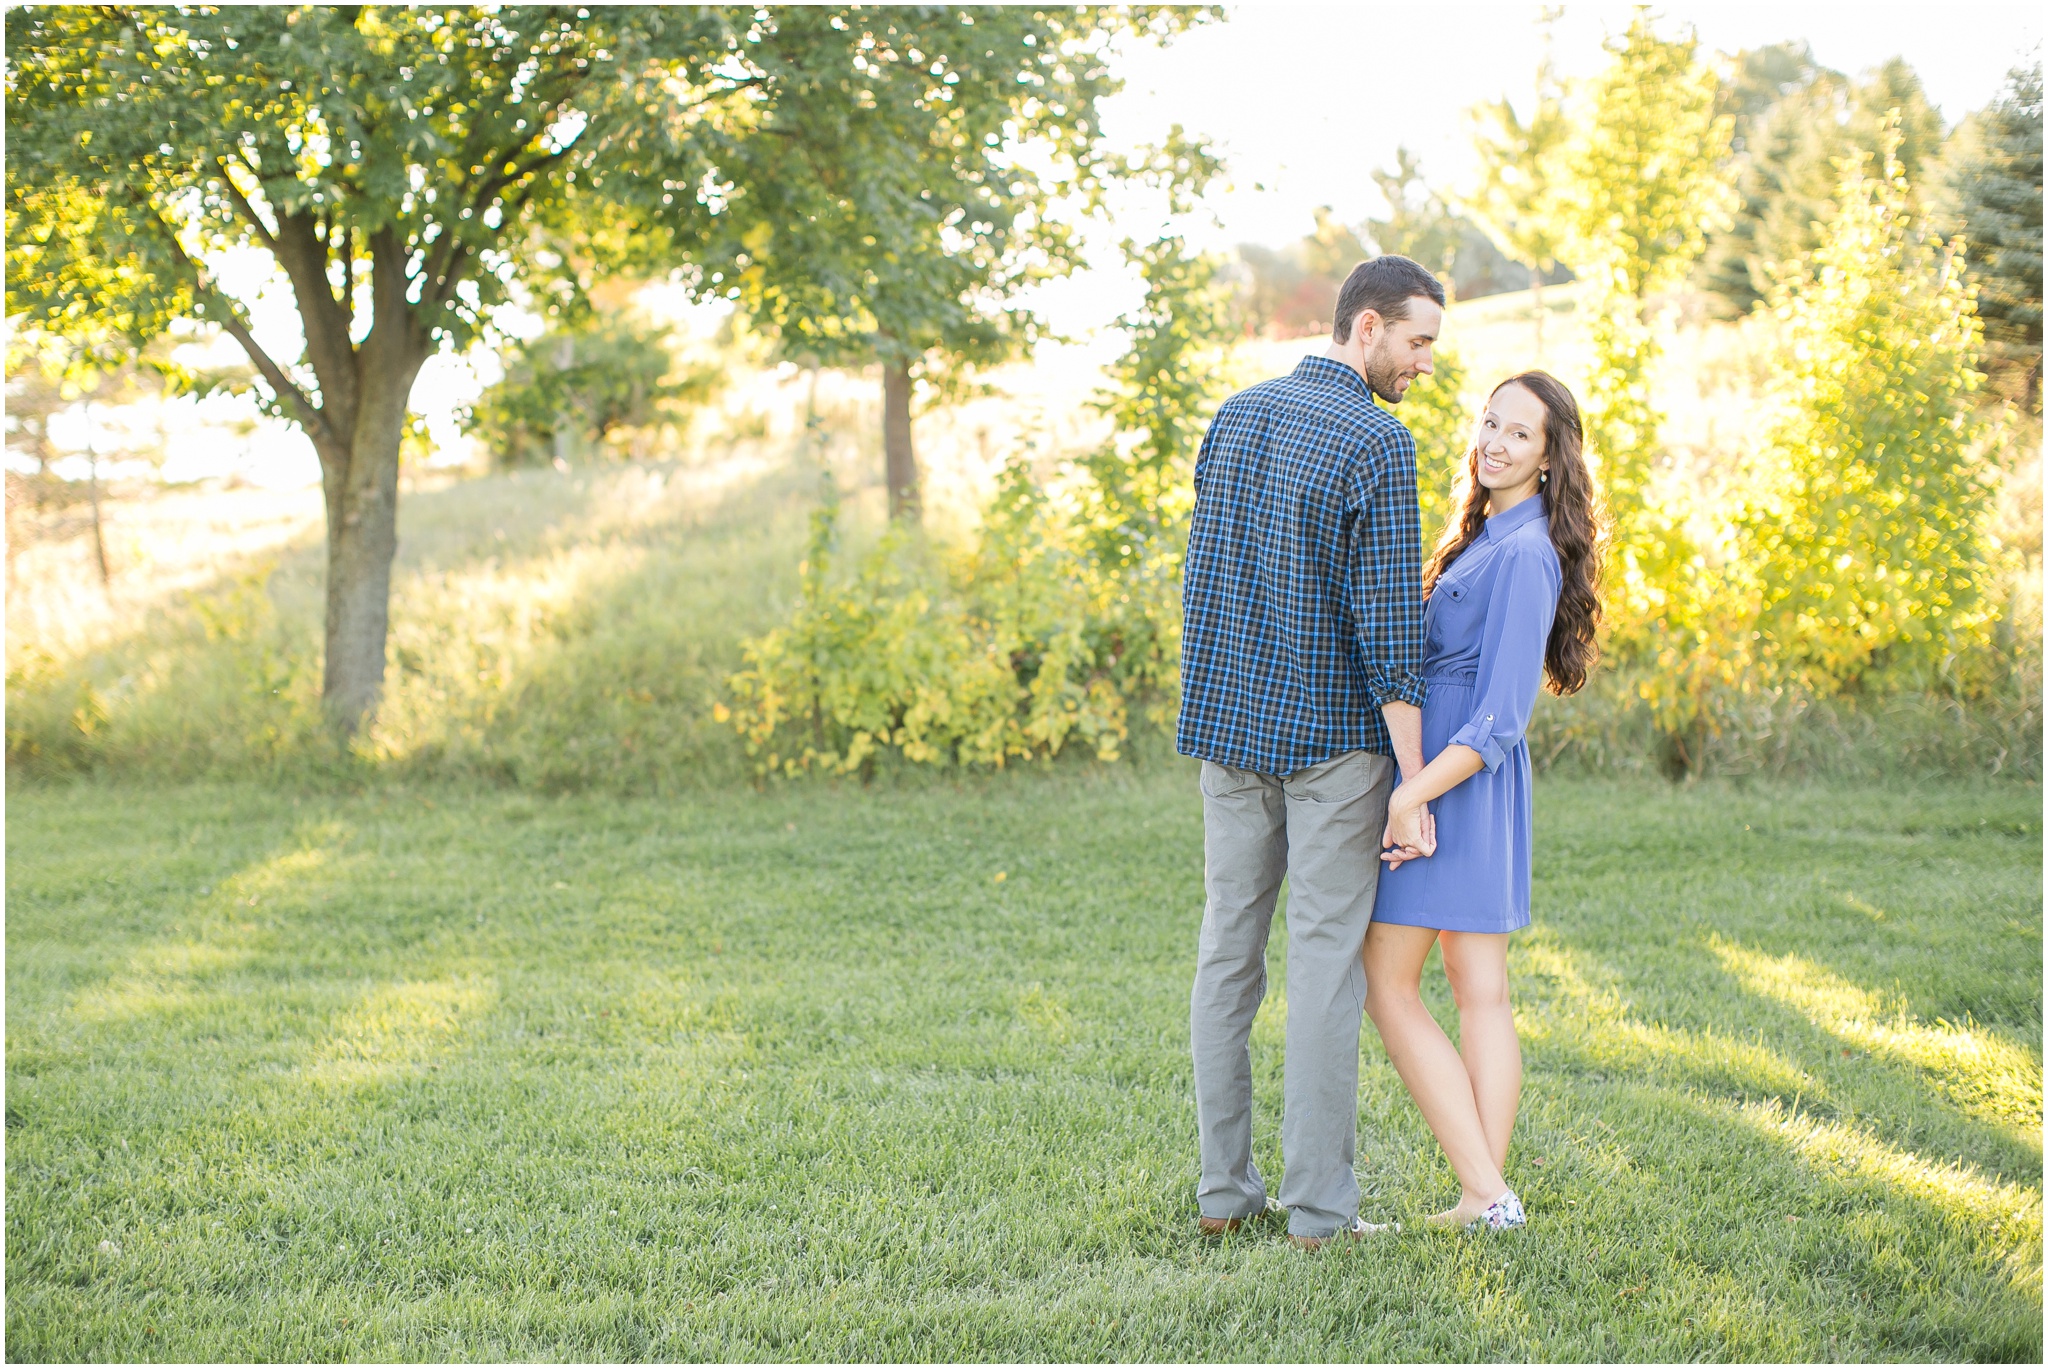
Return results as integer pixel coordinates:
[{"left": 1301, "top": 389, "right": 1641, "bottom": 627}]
[
  {"left": 1530, "top": 262, "right": 1545, "bottom": 360},
  {"left": 318, "top": 348, "right": 419, "bottom": 737},
  {"left": 86, "top": 453, "right": 110, "bottom": 587},
  {"left": 84, "top": 404, "right": 110, "bottom": 586},
  {"left": 882, "top": 359, "right": 919, "bottom": 521}
]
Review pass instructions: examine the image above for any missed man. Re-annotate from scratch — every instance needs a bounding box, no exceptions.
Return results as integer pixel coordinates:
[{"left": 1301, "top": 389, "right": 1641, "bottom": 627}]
[{"left": 1179, "top": 254, "right": 1444, "bottom": 1248}]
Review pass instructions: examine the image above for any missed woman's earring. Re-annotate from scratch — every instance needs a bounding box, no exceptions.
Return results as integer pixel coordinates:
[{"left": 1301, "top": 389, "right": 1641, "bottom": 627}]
[{"left": 1539, "top": 469, "right": 1549, "bottom": 485}]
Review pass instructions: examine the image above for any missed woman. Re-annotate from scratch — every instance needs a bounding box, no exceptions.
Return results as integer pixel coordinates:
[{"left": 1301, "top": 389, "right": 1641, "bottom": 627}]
[{"left": 1365, "top": 370, "right": 1603, "bottom": 1232}]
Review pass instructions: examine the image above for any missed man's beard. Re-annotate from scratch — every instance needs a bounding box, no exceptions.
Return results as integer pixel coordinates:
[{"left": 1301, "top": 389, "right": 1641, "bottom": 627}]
[{"left": 1364, "top": 340, "right": 1407, "bottom": 404}]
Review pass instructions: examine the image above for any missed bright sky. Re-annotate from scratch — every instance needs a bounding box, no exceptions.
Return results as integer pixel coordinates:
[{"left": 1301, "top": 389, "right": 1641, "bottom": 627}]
[{"left": 28, "top": 2, "right": 2040, "bottom": 487}]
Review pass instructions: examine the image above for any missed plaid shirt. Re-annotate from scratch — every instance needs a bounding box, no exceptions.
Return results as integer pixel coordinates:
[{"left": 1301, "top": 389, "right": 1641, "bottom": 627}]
[{"left": 1176, "top": 355, "right": 1429, "bottom": 774}]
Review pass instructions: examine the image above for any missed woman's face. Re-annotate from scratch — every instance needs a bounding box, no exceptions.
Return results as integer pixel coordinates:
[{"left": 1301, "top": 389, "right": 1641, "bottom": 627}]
[{"left": 1473, "top": 382, "right": 1549, "bottom": 503}]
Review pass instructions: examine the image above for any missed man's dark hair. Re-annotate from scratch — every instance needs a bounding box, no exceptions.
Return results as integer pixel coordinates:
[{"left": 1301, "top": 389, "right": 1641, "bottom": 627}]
[{"left": 1332, "top": 255, "right": 1446, "bottom": 344}]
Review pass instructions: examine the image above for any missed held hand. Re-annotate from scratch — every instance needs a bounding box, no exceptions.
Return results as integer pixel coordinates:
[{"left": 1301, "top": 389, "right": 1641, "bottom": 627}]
[
  {"left": 1380, "top": 810, "right": 1436, "bottom": 870},
  {"left": 1380, "top": 788, "right": 1436, "bottom": 869}
]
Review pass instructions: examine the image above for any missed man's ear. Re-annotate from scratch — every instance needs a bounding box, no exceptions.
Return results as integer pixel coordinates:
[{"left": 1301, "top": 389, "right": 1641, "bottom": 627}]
[{"left": 1353, "top": 307, "right": 1381, "bottom": 347}]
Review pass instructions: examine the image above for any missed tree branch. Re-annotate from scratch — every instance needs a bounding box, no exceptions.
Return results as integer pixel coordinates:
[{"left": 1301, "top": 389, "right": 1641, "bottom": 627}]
[
  {"left": 271, "top": 209, "right": 362, "bottom": 432},
  {"left": 216, "top": 156, "right": 280, "bottom": 252},
  {"left": 416, "top": 142, "right": 564, "bottom": 308},
  {"left": 427, "top": 241, "right": 476, "bottom": 310},
  {"left": 153, "top": 213, "right": 340, "bottom": 454}
]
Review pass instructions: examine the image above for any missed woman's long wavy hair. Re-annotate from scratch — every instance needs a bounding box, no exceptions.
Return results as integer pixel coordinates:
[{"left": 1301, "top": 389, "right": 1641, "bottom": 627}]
[{"left": 1421, "top": 371, "right": 1605, "bottom": 696}]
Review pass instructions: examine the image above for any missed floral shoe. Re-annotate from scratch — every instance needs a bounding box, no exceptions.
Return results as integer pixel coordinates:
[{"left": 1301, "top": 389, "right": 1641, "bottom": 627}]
[{"left": 1469, "top": 1189, "right": 1526, "bottom": 1231}]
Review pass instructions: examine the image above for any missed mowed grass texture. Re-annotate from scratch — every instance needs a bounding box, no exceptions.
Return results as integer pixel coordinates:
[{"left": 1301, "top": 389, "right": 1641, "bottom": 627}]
[{"left": 6, "top": 772, "right": 2040, "bottom": 1361}]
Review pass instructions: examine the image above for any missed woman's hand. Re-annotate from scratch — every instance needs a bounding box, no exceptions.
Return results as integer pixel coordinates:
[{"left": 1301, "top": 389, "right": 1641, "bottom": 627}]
[{"left": 1380, "top": 786, "right": 1437, "bottom": 870}]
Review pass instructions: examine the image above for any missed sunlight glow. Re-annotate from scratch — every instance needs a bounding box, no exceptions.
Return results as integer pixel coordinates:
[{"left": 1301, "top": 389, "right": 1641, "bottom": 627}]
[
  {"left": 71, "top": 845, "right": 337, "bottom": 1022},
  {"left": 1712, "top": 938, "right": 2043, "bottom": 1146},
  {"left": 305, "top": 976, "right": 495, "bottom": 1086},
  {"left": 1735, "top": 1098, "right": 2043, "bottom": 1295},
  {"left": 1516, "top": 935, "right": 1817, "bottom": 1096}
]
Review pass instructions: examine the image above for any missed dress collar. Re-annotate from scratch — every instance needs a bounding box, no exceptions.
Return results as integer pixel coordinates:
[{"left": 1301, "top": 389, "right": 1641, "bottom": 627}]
[
  {"left": 1482, "top": 493, "right": 1548, "bottom": 542},
  {"left": 1292, "top": 354, "right": 1375, "bottom": 401}
]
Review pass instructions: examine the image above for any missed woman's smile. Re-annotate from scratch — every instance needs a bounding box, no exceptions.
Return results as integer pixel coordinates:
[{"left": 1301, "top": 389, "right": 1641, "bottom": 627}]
[{"left": 1471, "top": 381, "right": 1551, "bottom": 506}]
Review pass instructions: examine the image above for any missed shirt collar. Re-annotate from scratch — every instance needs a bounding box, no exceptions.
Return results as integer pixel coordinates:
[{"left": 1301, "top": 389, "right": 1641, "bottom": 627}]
[
  {"left": 1292, "top": 354, "right": 1375, "bottom": 400},
  {"left": 1483, "top": 494, "right": 1547, "bottom": 541}
]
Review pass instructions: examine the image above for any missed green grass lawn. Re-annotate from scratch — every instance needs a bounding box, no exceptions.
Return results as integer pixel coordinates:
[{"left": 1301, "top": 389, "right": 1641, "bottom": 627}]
[{"left": 6, "top": 769, "right": 2040, "bottom": 1361}]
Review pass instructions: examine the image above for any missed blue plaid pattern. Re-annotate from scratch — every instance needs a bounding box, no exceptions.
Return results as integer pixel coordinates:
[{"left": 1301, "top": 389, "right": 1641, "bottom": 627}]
[{"left": 1176, "top": 356, "right": 1429, "bottom": 774}]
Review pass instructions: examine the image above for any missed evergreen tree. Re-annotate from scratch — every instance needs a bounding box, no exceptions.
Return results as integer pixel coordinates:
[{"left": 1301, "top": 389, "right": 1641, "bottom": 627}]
[
  {"left": 1699, "top": 52, "right": 1947, "bottom": 316},
  {"left": 1937, "top": 64, "right": 2043, "bottom": 409},
  {"left": 1697, "top": 44, "right": 1846, "bottom": 312}
]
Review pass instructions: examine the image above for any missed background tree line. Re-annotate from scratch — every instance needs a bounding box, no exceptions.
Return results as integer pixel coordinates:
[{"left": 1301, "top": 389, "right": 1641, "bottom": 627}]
[
  {"left": 724, "top": 12, "right": 2041, "bottom": 779},
  {"left": 7, "top": 7, "right": 2039, "bottom": 786},
  {"left": 1233, "top": 35, "right": 2040, "bottom": 417}
]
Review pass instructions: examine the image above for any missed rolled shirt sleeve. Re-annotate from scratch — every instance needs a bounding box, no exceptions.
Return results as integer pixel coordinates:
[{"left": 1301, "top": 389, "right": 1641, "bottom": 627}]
[
  {"left": 1348, "top": 427, "right": 1428, "bottom": 712},
  {"left": 1447, "top": 542, "right": 1562, "bottom": 772}
]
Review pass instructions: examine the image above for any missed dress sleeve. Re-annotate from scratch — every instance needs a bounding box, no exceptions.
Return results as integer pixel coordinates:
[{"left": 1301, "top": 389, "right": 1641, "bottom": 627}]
[{"left": 1446, "top": 541, "right": 1562, "bottom": 772}]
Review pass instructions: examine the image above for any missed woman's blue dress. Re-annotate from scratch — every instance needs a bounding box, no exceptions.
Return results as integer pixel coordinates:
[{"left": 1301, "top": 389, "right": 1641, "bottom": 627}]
[{"left": 1373, "top": 495, "right": 1561, "bottom": 934}]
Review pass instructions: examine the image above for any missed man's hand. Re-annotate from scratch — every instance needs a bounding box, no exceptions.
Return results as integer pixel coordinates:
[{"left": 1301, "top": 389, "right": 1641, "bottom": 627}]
[
  {"left": 1381, "top": 701, "right": 1425, "bottom": 783},
  {"left": 1380, "top": 784, "right": 1436, "bottom": 871}
]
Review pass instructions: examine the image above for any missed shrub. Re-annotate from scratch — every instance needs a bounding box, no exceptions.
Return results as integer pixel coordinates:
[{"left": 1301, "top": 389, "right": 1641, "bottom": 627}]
[
  {"left": 464, "top": 312, "right": 720, "bottom": 467},
  {"left": 721, "top": 239, "right": 1231, "bottom": 775},
  {"left": 1396, "top": 347, "right": 1474, "bottom": 531},
  {"left": 720, "top": 475, "right": 1145, "bottom": 775}
]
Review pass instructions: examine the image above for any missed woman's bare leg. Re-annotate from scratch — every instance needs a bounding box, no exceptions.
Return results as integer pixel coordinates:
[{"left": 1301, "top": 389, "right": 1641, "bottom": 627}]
[
  {"left": 1438, "top": 931, "right": 1521, "bottom": 1173},
  {"left": 1363, "top": 922, "right": 1508, "bottom": 1221}
]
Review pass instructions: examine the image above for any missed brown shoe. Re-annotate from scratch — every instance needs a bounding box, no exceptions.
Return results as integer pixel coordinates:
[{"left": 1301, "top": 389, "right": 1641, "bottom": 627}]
[
  {"left": 1198, "top": 1197, "right": 1282, "bottom": 1236},
  {"left": 1289, "top": 1216, "right": 1400, "bottom": 1250}
]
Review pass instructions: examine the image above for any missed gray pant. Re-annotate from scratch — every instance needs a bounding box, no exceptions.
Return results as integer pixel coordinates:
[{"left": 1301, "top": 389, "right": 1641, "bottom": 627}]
[{"left": 1191, "top": 748, "right": 1394, "bottom": 1239}]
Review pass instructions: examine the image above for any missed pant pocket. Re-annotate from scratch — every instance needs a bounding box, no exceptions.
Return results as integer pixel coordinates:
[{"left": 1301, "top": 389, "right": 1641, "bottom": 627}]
[
  {"left": 1200, "top": 760, "right": 1268, "bottom": 799},
  {"left": 1284, "top": 749, "right": 1390, "bottom": 804}
]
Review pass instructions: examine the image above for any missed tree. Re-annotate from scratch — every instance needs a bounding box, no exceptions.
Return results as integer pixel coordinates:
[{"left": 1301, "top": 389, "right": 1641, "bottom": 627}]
[
  {"left": 1559, "top": 10, "right": 1733, "bottom": 649},
  {"left": 1936, "top": 63, "right": 2043, "bottom": 409},
  {"left": 700, "top": 8, "right": 1214, "bottom": 521},
  {"left": 1849, "top": 58, "right": 1947, "bottom": 187},
  {"left": 1563, "top": 16, "right": 1732, "bottom": 305},
  {"left": 1234, "top": 207, "right": 1368, "bottom": 338},
  {"left": 1464, "top": 25, "right": 1572, "bottom": 353},
  {"left": 6, "top": 6, "right": 747, "bottom": 733},
  {"left": 722, "top": 233, "right": 1241, "bottom": 774},
  {"left": 6, "top": 5, "right": 1193, "bottom": 734},
  {"left": 1697, "top": 43, "right": 1846, "bottom": 313},
  {"left": 3, "top": 332, "right": 175, "bottom": 587},
  {"left": 1363, "top": 148, "right": 1521, "bottom": 301},
  {"left": 1073, "top": 235, "right": 1235, "bottom": 576},
  {"left": 1741, "top": 125, "right": 1995, "bottom": 692},
  {"left": 1699, "top": 52, "right": 1950, "bottom": 316}
]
